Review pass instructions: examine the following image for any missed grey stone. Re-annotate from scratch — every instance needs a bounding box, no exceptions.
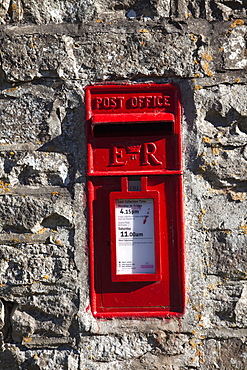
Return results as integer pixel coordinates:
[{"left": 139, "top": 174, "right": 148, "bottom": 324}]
[
  {"left": 0, "top": 0, "right": 10, "bottom": 23},
  {"left": 126, "top": 9, "right": 136, "bottom": 19},
  {"left": 10, "top": 152, "right": 70, "bottom": 187},
  {"left": 0, "top": 346, "right": 80, "bottom": 370},
  {"left": 200, "top": 193, "right": 246, "bottom": 230},
  {"left": 201, "top": 338, "right": 247, "bottom": 369},
  {"left": 0, "top": 0, "right": 246, "bottom": 368},
  {"left": 0, "top": 300, "right": 4, "bottom": 329},
  {"left": 12, "top": 310, "right": 37, "bottom": 343},
  {"left": 205, "top": 231, "right": 247, "bottom": 279},
  {"left": 235, "top": 283, "right": 247, "bottom": 327},
  {"left": 222, "top": 24, "right": 247, "bottom": 70},
  {"left": 0, "top": 192, "right": 73, "bottom": 233},
  {"left": 0, "top": 345, "right": 20, "bottom": 370},
  {"left": 83, "top": 333, "right": 153, "bottom": 362},
  {"left": 0, "top": 28, "right": 199, "bottom": 82},
  {"left": 0, "top": 241, "right": 76, "bottom": 284}
]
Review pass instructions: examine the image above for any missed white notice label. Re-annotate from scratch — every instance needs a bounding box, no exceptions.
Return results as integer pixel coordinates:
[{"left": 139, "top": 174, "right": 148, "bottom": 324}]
[{"left": 115, "top": 199, "right": 155, "bottom": 274}]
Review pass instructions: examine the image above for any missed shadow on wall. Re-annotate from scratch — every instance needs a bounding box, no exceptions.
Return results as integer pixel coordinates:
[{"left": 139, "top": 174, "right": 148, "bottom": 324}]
[
  {"left": 37, "top": 91, "right": 86, "bottom": 193},
  {"left": 178, "top": 79, "right": 198, "bottom": 170}
]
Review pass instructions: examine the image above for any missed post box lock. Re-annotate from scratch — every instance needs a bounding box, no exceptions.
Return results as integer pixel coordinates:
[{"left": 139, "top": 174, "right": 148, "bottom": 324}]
[{"left": 85, "top": 83, "right": 185, "bottom": 318}]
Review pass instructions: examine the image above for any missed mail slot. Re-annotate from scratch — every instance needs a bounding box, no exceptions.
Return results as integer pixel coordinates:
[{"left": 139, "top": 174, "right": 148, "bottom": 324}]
[{"left": 85, "top": 83, "right": 185, "bottom": 318}]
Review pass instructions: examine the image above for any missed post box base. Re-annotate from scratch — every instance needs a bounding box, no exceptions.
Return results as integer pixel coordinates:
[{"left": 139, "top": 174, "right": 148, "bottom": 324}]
[{"left": 88, "top": 175, "right": 185, "bottom": 318}]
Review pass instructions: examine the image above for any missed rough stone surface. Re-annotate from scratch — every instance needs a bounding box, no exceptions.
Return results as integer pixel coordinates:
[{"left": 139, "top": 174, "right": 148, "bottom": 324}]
[{"left": 0, "top": 0, "right": 246, "bottom": 369}]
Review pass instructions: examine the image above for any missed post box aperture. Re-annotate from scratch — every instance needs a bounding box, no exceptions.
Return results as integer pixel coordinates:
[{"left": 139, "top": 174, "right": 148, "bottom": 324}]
[{"left": 85, "top": 83, "right": 185, "bottom": 318}]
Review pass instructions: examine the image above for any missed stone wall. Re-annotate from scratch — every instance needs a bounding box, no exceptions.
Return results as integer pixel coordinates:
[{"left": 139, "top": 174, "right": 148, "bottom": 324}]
[{"left": 0, "top": 0, "right": 246, "bottom": 369}]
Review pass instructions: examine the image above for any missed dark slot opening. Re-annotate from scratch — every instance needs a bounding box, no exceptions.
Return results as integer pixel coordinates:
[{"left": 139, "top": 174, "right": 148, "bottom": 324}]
[{"left": 93, "top": 121, "right": 174, "bottom": 137}]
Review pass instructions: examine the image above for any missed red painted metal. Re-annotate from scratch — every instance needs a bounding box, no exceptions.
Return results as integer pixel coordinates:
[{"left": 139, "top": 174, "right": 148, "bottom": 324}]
[
  {"left": 86, "top": 84, "right": 181, "bottom": 176},
  {"left": 85, "top": 83, "right": 185, "bottom": 318},
  {"left": 110, "top": 177, "right": 161, "bottom": 283}
]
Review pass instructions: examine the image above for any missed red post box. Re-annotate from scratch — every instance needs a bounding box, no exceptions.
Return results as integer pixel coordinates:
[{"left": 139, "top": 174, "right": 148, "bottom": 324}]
[{"left": 85, "top": 83, "right": 185, "bottom": 318}]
